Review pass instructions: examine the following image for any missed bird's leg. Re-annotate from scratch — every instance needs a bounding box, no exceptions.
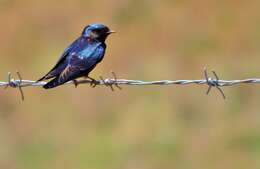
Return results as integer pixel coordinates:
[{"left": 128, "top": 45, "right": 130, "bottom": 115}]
[
  {"left": 85, "top": 76, "right": 98, "bottom": 88},
  {"left": 73, "top": 79, "right": 78, "bottom": 88}
]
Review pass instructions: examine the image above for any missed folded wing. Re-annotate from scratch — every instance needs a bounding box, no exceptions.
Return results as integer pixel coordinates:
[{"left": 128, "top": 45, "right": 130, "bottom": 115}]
[{"left": 43, "top": 43, "right": 105, "bottom": 89}]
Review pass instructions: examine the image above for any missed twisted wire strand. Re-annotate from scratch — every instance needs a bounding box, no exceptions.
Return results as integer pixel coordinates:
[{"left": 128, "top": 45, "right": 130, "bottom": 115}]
[
  {"left": 1, "top": 69, "right": 260, "bottom": 100},
  {"left": 2, "top": 78, "right": 260, "bottom": 87}
]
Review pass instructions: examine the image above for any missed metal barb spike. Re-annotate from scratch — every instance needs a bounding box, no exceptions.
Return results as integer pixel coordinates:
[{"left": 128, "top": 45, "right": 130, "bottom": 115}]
[
  {"left": 99, "top": 75, "right": 115, "bottom": 91},
  {"left": 111, "top": 71, "right": 122, "bottom": 90},
  {"left": 204, "top": 68, "right": 226, "bottom": 99},
  {"left": 16, "top": 71, "right": 25, "bottom": 101},
  {"left": 4, "top": 72, "right": 12, "bottom": 89}
]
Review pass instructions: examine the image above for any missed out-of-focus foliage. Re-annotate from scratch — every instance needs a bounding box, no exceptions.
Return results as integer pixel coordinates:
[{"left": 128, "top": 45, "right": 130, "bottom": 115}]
[{"left": 1, "top": 0, "right": 260, "bottom": 169}]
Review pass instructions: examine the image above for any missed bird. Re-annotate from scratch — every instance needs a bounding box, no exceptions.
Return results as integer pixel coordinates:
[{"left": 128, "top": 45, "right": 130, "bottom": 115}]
[{"left": 37, "top": 23, "right": 115, "bottom": 89}]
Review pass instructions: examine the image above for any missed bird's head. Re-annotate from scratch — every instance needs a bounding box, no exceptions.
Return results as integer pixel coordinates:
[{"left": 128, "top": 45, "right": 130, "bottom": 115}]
[{"left": 81, "top": 23, "right": 115, "bottom": 42}]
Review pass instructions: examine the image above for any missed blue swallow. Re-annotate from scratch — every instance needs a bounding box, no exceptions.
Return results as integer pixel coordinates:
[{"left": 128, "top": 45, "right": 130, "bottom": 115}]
[{"left": 37, "top": 23, "right": 115, "bottom": 89}]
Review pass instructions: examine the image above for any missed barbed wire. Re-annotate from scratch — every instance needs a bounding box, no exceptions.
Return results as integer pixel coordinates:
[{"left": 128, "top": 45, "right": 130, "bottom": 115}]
[{"left": 1, "top": 68, "right": 260, "bottom": 101}]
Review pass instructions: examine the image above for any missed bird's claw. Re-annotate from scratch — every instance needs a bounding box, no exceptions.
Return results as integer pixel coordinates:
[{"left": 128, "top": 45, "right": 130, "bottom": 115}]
[
  {"left": 73, "top": 80, "right": 78, "bottom": 88},
  {"left": 90, "top": 79, "right": 98, "bottom": 88},
  {"left": 85, "top": 76, "right": 98, "bottom": 88}
]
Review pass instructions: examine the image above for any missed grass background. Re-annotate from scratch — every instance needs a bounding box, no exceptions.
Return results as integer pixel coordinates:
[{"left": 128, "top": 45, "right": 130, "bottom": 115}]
[{"left": 1, "top": 0, "right": 260, "bottom": 169}]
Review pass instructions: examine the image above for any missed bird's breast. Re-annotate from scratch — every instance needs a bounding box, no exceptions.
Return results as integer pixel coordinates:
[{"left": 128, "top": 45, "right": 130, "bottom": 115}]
[{"left": 78, "top": 43, "right": 104, "bottom": 58}]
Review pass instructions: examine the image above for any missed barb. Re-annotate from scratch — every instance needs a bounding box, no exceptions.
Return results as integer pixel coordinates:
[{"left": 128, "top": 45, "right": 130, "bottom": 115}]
[
  {"left": 99, "top": 71, "right": 122, "bottom": 91},
  {"left": 204, "top": 68, "right": 226, "bottom": 99},
  {"left": 3, "top": 71, "right": 25, "bottom": 101},
  {"left": 16, "top": 71, "right": 25, "bottom": 101},
  {"left": 1, "top": 69, "right": 260, "bottom": 100}
]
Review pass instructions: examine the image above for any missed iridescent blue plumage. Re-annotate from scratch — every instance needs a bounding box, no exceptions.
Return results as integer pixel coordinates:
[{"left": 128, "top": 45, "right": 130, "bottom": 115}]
[{"left": 37, "top": 23, "right": 115, "bottom": 89}]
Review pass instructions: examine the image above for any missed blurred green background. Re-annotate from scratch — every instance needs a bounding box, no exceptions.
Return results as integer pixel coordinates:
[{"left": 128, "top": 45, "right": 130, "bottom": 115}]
[{"left": 1, "top": 0, "right": 260, "bottom": 169}]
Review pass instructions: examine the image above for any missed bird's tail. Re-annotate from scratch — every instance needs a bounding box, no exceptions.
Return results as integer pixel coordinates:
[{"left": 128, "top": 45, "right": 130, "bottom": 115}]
[
  {"left": 43, "top": 77, "right": 64, "bottom": 89},
  {"left": 37, "top": 71, "right": 56, "bottom": 82},
  {"left": 36, "top": 76, "right": 46, "bottom": 82}
]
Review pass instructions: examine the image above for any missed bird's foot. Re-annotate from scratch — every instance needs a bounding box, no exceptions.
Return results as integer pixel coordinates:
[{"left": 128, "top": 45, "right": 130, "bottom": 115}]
[
  {"left": 73, "top": 80, "right": 78, "bottom": 88},
  {"left": 86, "top": 76, "right": 98, "bottom": 88}
]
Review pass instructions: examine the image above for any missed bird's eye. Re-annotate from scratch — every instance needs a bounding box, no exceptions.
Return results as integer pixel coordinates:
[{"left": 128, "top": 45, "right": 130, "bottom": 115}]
[
  {"left": 89, "top": 30, "right": 99, "bottom": 38},
  {"left": 93, "top": 29, "right": 101, "bottom": 34}
]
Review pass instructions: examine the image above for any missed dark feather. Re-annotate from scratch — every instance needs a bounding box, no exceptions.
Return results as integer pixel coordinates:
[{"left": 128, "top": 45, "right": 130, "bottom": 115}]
[
  {"left": 38, "top": 23, "right": 112, "bottom": 89},
  {"left": 43, "top": 65, "right": 83, "bottom": 89},
  {"left": 43, "top": 77, "right": 61, "bottom": 89},
  {"left": 37, "top": 37, "right": 82, "bottom": 82}
]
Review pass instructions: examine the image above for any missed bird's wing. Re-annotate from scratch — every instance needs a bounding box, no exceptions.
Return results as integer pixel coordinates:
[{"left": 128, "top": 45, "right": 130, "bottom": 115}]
[
  {"left": 56, "top": 43, "right": 105, "bottom": 84},
  {"left": 37, "top": 37, "right": 82, "bottom": 81}
]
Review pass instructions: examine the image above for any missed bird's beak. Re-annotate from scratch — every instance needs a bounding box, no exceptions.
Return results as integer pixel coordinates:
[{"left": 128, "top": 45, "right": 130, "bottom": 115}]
[{"left": 107, "top": 30, "right": 116, "bottom": 34}]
